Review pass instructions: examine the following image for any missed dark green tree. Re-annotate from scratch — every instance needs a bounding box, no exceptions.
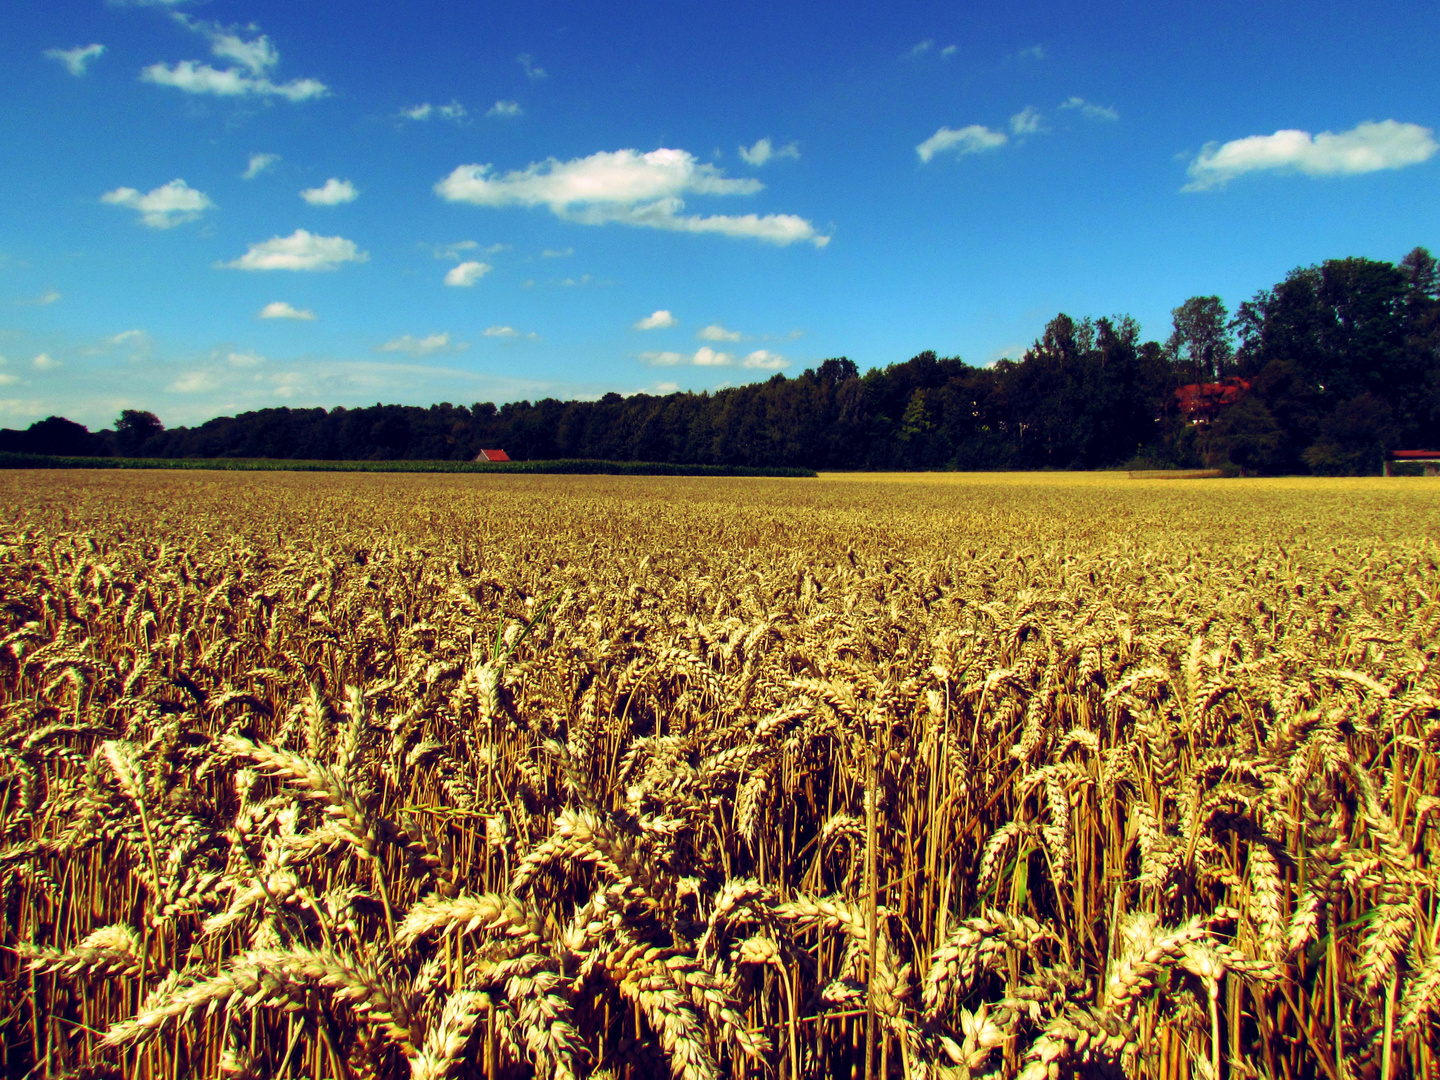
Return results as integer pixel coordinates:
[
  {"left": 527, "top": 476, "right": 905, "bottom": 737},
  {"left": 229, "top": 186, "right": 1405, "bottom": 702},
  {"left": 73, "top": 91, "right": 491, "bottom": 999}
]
[
  {"left": 115, "top": 409, "right": 163, "bottom": 456},
  {"left": 1167, "top": 296, "right": 1234, "bottom": 383}
]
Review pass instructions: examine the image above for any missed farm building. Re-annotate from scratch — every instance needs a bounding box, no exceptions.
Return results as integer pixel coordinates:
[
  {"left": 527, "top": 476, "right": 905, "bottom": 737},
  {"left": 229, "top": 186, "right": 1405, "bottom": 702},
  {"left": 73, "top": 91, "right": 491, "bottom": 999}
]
[
  {"left": 474, "top": 449, "right": 510, "bottom": 462},
  {"left": 1173, "top": 377, "right": 1250, "bottom": 424}
]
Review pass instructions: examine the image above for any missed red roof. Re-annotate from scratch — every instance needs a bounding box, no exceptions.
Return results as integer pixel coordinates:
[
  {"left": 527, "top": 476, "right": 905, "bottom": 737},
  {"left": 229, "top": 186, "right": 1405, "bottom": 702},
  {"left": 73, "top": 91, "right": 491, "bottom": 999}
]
[
  {"left": 475, "top": 449, "right": 510, "bottom": 462},
  {"left": 1389, "top": 450, "right": 1440, "bottom": 460},
  {"left": 1173, "top": 377, "right": 1250, "bottom": 423}
]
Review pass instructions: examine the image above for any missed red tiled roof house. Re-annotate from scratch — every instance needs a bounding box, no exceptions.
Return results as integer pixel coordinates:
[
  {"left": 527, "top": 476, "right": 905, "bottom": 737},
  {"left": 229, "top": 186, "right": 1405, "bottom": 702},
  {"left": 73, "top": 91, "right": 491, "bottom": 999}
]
[{"left": 474, "top": 449, "right": 511, "bottom": 462}]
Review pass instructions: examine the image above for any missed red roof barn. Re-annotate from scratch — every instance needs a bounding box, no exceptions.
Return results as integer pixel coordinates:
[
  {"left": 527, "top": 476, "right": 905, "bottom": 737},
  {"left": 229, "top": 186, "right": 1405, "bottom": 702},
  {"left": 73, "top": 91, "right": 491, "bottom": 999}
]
[
  {"left": 1173, "top": 377, "right": 1251, "bottom": 424},
  {"left": 474, "top": 449, "right": 511, "bottom": 462}
]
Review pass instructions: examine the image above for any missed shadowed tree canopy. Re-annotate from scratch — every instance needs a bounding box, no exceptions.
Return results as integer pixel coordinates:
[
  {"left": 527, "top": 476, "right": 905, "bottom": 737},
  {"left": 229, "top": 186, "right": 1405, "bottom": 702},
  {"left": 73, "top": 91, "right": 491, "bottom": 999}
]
[{"left": 5, "top": 248, "right": 1436, "bottom": 476}]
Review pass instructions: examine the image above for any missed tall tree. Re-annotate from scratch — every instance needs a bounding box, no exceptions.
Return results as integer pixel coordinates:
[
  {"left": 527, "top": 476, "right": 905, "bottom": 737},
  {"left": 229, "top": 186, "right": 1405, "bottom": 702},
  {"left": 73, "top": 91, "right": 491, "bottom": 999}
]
[{"left": 1166, "top": 296, "right": 1234, "bottom": 384}]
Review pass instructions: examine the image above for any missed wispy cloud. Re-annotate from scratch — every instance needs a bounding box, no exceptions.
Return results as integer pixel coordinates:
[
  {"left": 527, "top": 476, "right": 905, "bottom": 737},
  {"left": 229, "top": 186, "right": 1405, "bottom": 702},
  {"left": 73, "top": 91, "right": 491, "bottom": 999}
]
[
  {"left": 1184, "top": 119, "right": 1438, "bottom": 191},
  {"left": 739, "top": 138, "right": 800, "bottom": 167},
  {"left": 301, "top": 178, "right": 358, "bottom": 205},
  {"left": 33, "top": 353, "right": 60, "bottom": 371},
  {"left": 45, "top": 44, "right": 106, "bottom": 76},
  {"left": 1012, "top": 44, "right": 1045, "bottom": 61},
  {"left": 101, "top": 178, "right": 213, "bottom": 228},
  {"left": 444, "top": 261, "right": 491, "bottom": 286},
  {"left": 541, "top": 247, "right": 573, "bottom": 258},
  {"left": 222, "top": 230, "right": 369, "bottom": 271},
  {"left": 916, "top": 125, "right": 1008, "bottom": 163},
  {"left": 634, "top": 310, "right": 677, "bottom": 330},
  {"left": 258, "top": 301, "right": 316, "bottom": 320},
  {"left": 1009, "top": 107, "right": 1044, "bottom": 136},
  {"left": 376, "top": 332, "right": 460, "bottom": 356},
  {"left": 401, "top": 100, "right": 467, "bottom": 123},
  {"left": 431, "top": 240, "right": 506, "bottom": 261},
  {"left": 143, "top": 16, "right": 327, "bottom": 102},
  {"left": 243, "top": 153, "right": 280, "bottom": 179},
  {"left": 17, "top": 290, "right": 62, "bottom": 306},
  {"left": 1060, "top": 96, "right": 1118, "bottom": 122},
  {"left": 910, "top": 39, "right": 934, "bottom": 56},
  {"left": 483, "top": 326, "right": 538, "bottom": 339},
  {"left": 698, "top": 323, "right": 741, "bottom": 342},
  {"left": 436, "top": 147, "right": 828, "bottom": 247},
  {"left": 517, "top": 53, "right": 547, "bottom": 81},
  {"left": 639, "top": 351, "right": 685, "bottom": 366},
  {"left": 742, "top": 349, "right": 786, "bottom": 370},
  {"left": 488, "top": 100, "right": 522, "bottom": 118}
]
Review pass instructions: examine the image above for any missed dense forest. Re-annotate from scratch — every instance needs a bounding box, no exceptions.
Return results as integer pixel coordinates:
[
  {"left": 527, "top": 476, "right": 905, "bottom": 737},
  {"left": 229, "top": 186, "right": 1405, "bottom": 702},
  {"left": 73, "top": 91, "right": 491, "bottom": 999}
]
[{"left": 6, "top": 247, "right": 1438, "bottom": 474}]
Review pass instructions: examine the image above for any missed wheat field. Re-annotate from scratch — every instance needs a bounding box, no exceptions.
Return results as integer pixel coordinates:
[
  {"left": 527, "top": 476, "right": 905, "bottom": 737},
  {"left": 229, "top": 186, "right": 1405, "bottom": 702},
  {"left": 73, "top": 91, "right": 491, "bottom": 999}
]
[{"left": 1, "top": 469, "right": 1438, "bottom": 1080}]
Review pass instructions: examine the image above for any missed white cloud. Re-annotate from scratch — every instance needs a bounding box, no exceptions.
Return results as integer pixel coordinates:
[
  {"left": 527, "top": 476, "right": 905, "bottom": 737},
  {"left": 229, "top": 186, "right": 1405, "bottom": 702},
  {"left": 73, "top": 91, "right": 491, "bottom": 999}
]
[
  {"left": 109, "top": 330, "right": 147, "bottom": 345},
  {"left": 101, "top": 178, "right": 213, "bottom": 228},
  {"left": 258, "top": 301, "right": 316, "bottom": 320},
  {"left": 444, "top": 260, "right": 491, "bottom": 286},
  {"left": 142, "top": 62, "right": 327, "bottom": 102},
  {"left": 517, "top": 54, "right": 546, "bottom": 80},
  {"left": 640, "top": 351, "right": 684, "bottom": 366},
  {"left": 739, "top": 138, "right": 800, "bottom": 167},
  {"left": 1013, "top": 45, "right": 1045, "bottom": 61},
  {"left": 560, "top": 275, "right": 593, "bottom": 287},
  {"left": 693, "top": 347, "right": 732, "bottom": 366},
  {"left": 377, "top": 332, "right": 455, "bottom": 356},
  {"left": 403, "top": 100, "right": 467, "bottom": 122},
  {"left": 910, "top": 40, "right": 934, "bottom": 56},
  {"left": 698, "top": 323, "right": 742, "bottom": 341},
  {"left": 432, "top": 240, "right": 506, "bottom": 260},
  {"left": 541, "top": 247, "right": 573, "bottom": 258},
  {"left": 916, "top": 125, "right": 1008, "bottom": 163},
  {"left": 243, "top": 152, "right": 280, "bottom": 179},
  {"left": 1060, "top": 96, "right": 1118, "bottom": 122},
  {"left": 1184, "top": 120, "right": 1438, "bottom": 191},
  {"left": 301, "top": 178, "right": 358, "bottom": 205},
  {"left": 634, "top": 310, "right": 677, "bottom": 330},
  {"left": 227, "top": 351, "right": 265, "bottom": 366},
  {"left": 1010, "top": 107, "right": 1044, "bottom": 136},
  {"left": 45, "top": 44, "right": 106, "bottom": 76},
  {"left": 33, "top": 353, "right": 60, "bottom": 371},
  {"left": 483, "top": 325, "right": 519, "bottom": 337},
  {"left": 146, "top": 16, "right": 326, "bottom": 101},
  {"left": 0, "top": 373, "right": 16, "bottom": 386},
  {"left": 17, "top": 290, "right": 63, "bottom": 306},
  {"left": 941, "top": 45, "right": 957, "bottom": 58},
  {"left": 436, "top": 147, "right": 827, "bottom": 247},
  {"left": 169, "top": 371, "right": 214, "bottom": 393},
  {"left": 222, "top": 230, "right": 369, "bottom": 271},
  {"left": 653, "top": 381, "right": 679, "bottom": 393},
  {"left": 743, "top": 349, "right": 787, "bottom": 370},
  {"left": 488, "top": 100, "right": 522, "bottom": 118}
]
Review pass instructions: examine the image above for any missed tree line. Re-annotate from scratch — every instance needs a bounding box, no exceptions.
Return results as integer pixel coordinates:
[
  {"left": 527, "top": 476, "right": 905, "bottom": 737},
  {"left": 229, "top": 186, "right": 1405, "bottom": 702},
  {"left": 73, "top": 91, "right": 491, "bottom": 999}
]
[{"left": 5, "top": 247, "right": 1437, "bottom": 474}]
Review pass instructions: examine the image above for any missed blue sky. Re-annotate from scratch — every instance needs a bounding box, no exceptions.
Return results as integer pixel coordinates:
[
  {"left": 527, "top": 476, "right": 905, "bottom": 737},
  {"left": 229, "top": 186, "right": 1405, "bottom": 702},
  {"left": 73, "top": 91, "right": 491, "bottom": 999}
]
[{"left": 3, "top": 0, "right": 1437, "bottom": 430}]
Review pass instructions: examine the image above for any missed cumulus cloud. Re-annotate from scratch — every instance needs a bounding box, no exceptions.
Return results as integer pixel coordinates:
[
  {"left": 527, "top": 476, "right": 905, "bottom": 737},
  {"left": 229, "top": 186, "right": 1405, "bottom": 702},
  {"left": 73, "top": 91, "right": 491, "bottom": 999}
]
[
  {"left": 1060, "top": 96, "right": 1118, "bottom": 122},
  {"left": 1184, "top": 120, "right": 1438, "bottom": 191},
  {"left": 693, "top": 347, "right": 732, "bottom": 366},
  {"left": 634, "top": 310, "right": 677, "bottom": 330},
  {"left": 143, "top": 60, "right": 327, "bottom": 101},
  {"left": 483, "top": 326, "right": 519, "bottom": 337},
  {"left": 377, "top": 332, "right": 455, "bottom": 356},
  {"left": 33, "top": 353, "right": 60, "bottom": 371},
  {"left": 916, "top": 125, "right": 1008, "bottom": 163},
  {"left": 145, "top": 16, "right": 327, "bottom": 102},
  {"left": 739, "top": 138, "right": 800, "bottom": 167},
  {"left": 101, "top": 178, "right": 213, "bottom": 228},
  {"left": 1010, "top": 107, "right": 1044, "bottom": 136},
  {"left": 301, "top": 178, "right": 358, "bottom": 205},
  {"left": 243, "top": 152, "right": 280, "bottom": 179},
  {"left": 488, "top": 100, "right": 522, "bottom": 118},
  {"left": 743, "top": 349, "right": 787, "bottom": 370},
  {"left": 698, "top": 323, "right": 741, "bottom": 342},
  {"left": 46, "top": 44, "right": 106, "bottom": 76},
  {"left": 436, "top": 147, "right": 827, "bottom": 247},
  {"left": 517, "top": 54, "right": 546, "bottom": 80},
  {"left": 258, "top": 301, "right": 316, "bottom": 320},
  {"left": 640, "top": 351, "right": 684, "bottom": 366},
  {"left": 402, "top": 100, "right": 467, "bottom": 122},
  {"left": 222, "top": 230, "right": 369, "bottom": 271},
  {"left": 444, "top": 261, "right": 491, "bottom": 286}
]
